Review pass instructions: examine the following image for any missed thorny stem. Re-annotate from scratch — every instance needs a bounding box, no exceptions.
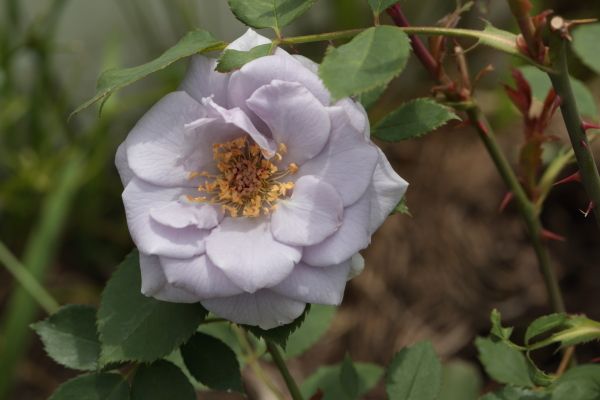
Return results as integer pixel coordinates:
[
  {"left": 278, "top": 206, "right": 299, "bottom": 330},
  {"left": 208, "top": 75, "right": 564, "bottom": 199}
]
[
  {"left": 506, "top": 0, "right": 538, "bottom": 57},
  {"left": 266, "top": 340, "right": 304, "bottom": 400},
  {"left": 547, "top": 34, "right": 600, "bottom": 230},
  {"left": 466, "top": 107, "right": 566, "bottom": 314},
  {"left": 387, "top": 2, "right": 567, "bottom": 314}
]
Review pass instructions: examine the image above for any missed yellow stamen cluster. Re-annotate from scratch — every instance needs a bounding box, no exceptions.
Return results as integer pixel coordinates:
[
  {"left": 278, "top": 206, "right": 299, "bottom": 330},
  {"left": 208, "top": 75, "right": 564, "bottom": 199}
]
[{"left": 187, "top": 137, "right": 298, "bottom": 218}]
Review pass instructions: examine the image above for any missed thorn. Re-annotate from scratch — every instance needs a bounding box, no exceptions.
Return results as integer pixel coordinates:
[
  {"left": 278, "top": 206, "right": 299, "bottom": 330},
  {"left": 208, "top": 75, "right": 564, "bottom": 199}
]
[
  {"left": 476, "top": 119, "right": 489, "bottom": 135},
  {"left": 554, "top": 171, "right": 581, "bottom": 186},
  {"left": 499, "top": 192, "right": 514, "bottom": 212},
  {"left": 309, "top": 390, "right": 324, "bottom": 400},
  {"left": 580, "top": 140, "right": 589, "bottom": 149},
  {"left": 541, "top": 229, "right": 566, "bottom": 242},
  {"left": 582, "top": 120, "right": 600, "bottom": 132},
  {"left": 580, "top": 201, "right": 595, "bottom": 218}
]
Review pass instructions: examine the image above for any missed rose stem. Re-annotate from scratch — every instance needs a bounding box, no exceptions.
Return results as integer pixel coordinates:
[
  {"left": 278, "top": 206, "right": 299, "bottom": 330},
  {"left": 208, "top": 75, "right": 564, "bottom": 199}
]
[
  {"left": 266, "top": 340, "right": 304, "bottom": 400},
  {"left": 386, "top": 3, "right": 567, "bottom": 313}
]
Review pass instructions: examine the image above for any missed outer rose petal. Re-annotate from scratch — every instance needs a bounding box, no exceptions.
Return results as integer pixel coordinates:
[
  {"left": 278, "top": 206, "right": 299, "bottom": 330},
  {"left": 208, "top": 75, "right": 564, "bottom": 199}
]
[
  {"left": 296, "top": 107, "right": 378, "bottom": 206},
  {"left": 271, "top": 175, "right": 343, "bottom": 246},
  {"left": 123, "top": 178, "right": 208, "bottom": 258},
  {"left": 335, "top": 98, "right": 370, "bottom": 139},
  {"left": 227, "top": 53, "right": 331, "bottom": 114},
  {"left": 140, "top": 253, "right": 198, "bottom": 303},
  {"left": 247, "top": 80, "right": 330, "bottom": 165},
  {"left": 206, "top": 217, "right": 302, "bottom": 293},
  {"left": 302, "top": 193, "right": 371, "bottom": 267},
  {"left": 368, "top": 148, "right": 409, "bottom": 234},
  {"left": 115, "top": 142, "right": 134, "bottom": 186},
  {"left": 270, "top": 262, "right": 350, "bottom": 305},
  {"left": 159, "top": 255, "right": 243, "bottom": 299},
  {"left": 201, "top": 290, "right": 306, "bottom": 329},
  {"left": 125, "top": 91, "right": 206, "bottom": 187},
  {"left": 180, "top": 56, "right": 229, "bottom": 106}
]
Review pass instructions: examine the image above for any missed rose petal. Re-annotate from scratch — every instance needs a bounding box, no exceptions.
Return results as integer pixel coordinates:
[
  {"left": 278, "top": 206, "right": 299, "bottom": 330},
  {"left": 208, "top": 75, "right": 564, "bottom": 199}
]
[
  {"left": 125, "top": 91, "right": 206, "bottom": 187},
  {"left": 227, "top": 28, "right": 271, "bottom": 51},
  {"left": 150, "top": 199, "right": 222, "bottom": 230},
  {"left": 201, "top": 290, "right": 306, "bottom": 329},
  {"left": 123, "top": 178, "right": 209, "bottom": 258},
  {"left": 348, "top": 253, "right": 365, "bottom": 280},
  {"left": 247, "top": 80, "right": 330, "bottom": 165},
  {"left": 202, "top": 97, "right": 276, "bottom": 157},
  {"left": 301, "top": 193, "right": 371, "bottom": 267},
  {"left": 206, "top": 217, "right": 301, "bottom": 293},
  {"left": 115, "top": 142, "right": 134, "bottom": 186},
  {"left": 159, "top": 254, "right": 243, "bottom": 299},
  {"left": 335, "top": 98, "right": 370, "bottom": 139},
  {"left": 228, "top": 54, "right": 331, "bottom": 115},
  {"left": 140, "top": 253, "right": 198, "bottom": 303},
  {"left": 270, "top": 261, "right": 350, "bottom": 304},
  {"left": 368, "top": 148, "right": 409, "bottom": 234},
  {"left": 296, "top": 107, "right": 378, "bottom": 206},
  {"left": 180, "top": 56, "right": 229, "bottom": 106},
  {"left": 271, "top": 175, "right": 343, "bottom": 246}
]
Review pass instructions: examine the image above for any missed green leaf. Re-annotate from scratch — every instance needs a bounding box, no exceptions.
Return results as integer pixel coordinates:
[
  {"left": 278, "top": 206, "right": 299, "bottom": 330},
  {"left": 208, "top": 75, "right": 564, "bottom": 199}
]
[
  {"left": 216, "top": 43, "right": 273, "bottom": 72},
  {"left": 227, "top": 0, "right": 317, "bottom": 30},
  {"left": 481, "top": 386, "right": 550, "bottom": 400},
  {"left": 439, "top": 361, "right": 483, "bottom": 400},
  {"left": 340, "top": 355, "right": 360, "bottom": 399},
  {"left": 31, "top": 305, "right": 100, "bottom": 371},
  {"left": 319, "top": 26, "right": 410, "bottom": 100},
  {"left": 391, "top": 197, "right": 411, "bottom": 216},
  {"left": 479, "top": 22, "right": 520, "bottom": 58},
  {"left": 573, "top": 23, "right": 600, "bottom": 75},
  {"left": 490, "top": 309, "right": 514, "bottom": 341},
  {"left": 357, "top": 84, "right": 387, "bottom": 110},
  {"left": 549, "top": 316, "right": 600, "bottom": 349},
  {"left": 525, "top": 314, "right": 567, "bottom": 345},
  {"left": 301, "top": 362, "right": 383, "bottom": 400},
  {"left": 373, "top": 98, "right": 459, "bottom": 142},
  {"left": 475, "top": 337, "right": 534, "bottom": 388},
  {"left": 49, "top": 373, "right": 129, "bottom": 400},
  {"left": 385, "top": 341, "right": 442, "bottom": 400},
  {"left": 72, "top": 30, "right": 224, "bottom": 117},
  {"left": 245, "top": 304, "right": 309, "bottom": 348},
  {"left": 367, "top": 0, "right": 398, "bottom": 16},
  {"left": 181, "top": 332, "right": 243, "bottom": 393},
  {"left": 552, "top": 365, "right": 600, "bottom": 400},
  {"left": 131, "top": 360, "right": 195, "bottom": 400},
  {"left": 518, "top": 66, "right": 598, "bottom": 119},
  {"left": 97, "top": 251, "right": 207, "bottom": 365},
  {"left": 285, "top": 305, "right": 336, "bottom": 358}
]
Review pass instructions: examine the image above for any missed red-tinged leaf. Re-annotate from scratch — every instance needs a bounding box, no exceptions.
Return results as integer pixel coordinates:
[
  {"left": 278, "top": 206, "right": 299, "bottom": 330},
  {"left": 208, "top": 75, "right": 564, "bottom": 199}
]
[{"left": 505, "top": 69, "right": 532, "bottom": 114}]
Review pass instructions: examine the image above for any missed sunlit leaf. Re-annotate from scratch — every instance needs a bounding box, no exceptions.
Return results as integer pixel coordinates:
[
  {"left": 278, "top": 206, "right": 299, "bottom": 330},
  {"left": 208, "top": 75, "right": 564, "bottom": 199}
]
[
  {"left": 72, "top": 30, "right": 224, "bottom": 117},
  {"left": 319, "top": 26, "right": 410, "bottom": 100},
  {"left": 227, "top": 0, "right": 317, "bottom": 30},
  {"left": 373, "top": 98, "right": 458, "bottom": 142}
]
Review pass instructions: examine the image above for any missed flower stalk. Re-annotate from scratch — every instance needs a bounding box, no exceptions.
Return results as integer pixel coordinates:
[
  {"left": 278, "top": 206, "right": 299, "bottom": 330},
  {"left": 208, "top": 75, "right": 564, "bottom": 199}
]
[{"left": 266, "top": 340, "right": 304, "bottom": 400}]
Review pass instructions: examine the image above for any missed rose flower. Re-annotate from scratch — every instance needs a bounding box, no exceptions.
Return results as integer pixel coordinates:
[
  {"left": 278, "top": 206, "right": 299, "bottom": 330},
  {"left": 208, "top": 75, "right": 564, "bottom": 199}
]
[{"left": 116, "top": 30, "right": 408, "bottom": 329}]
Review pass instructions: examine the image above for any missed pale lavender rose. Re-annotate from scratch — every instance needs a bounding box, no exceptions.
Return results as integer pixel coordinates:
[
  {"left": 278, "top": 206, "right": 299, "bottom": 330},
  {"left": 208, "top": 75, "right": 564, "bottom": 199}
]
[{"left": 115, "top": 29, "right": 408, "bottom": 329}]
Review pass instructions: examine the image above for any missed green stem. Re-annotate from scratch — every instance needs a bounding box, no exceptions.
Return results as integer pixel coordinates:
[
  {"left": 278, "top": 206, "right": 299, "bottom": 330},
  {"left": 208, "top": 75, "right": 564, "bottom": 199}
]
[
  {"left": 0, "top": 151, "right": 84, "bottom": 400},
  {"left": 0, "top": 242, "right": 59, "bottom": 315},
  {"left": 266, "top": 341, "right": 304, "bottom": 400},
  {"left": 548, "top": 36, "right": 600, "bottom": 230},
  {"left": 466, "top": 106, "right": 566, "bottom": 314}
]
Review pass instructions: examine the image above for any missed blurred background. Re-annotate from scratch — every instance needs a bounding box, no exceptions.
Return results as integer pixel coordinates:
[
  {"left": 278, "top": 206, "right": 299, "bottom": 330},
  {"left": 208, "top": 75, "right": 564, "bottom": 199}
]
[{"left": 0, "top": 0, "right": 599, "bottom": 399}]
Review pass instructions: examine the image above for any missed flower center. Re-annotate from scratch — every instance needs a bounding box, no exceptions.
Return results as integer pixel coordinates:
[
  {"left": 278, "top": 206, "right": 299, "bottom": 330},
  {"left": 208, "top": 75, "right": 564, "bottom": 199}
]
[{"left": 187, "top": 136, "right": 298, "bottom": 218}]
